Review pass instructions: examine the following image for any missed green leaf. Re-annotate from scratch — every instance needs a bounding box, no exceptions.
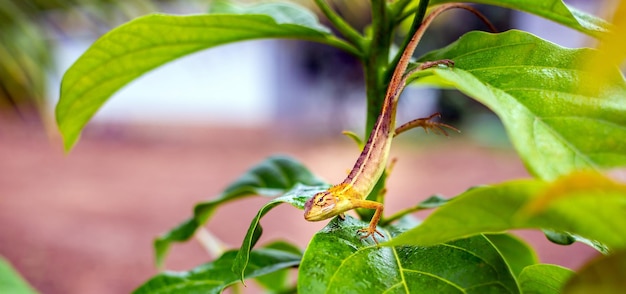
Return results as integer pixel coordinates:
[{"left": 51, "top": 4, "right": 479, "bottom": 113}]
[
  {"left": 341, "top": 130, "right": 364, "bottom": 150},
  {"left": 485, "top": 233, "right": 538, "bottom": 278},
  {"left": 134, "top": 246, "right": 301, "bottom": 294},
  {"left": 56, "top": 4, "right": 355, "bottom": 151},
  {"left": 563, "top": 250, "right": 626, "bottom": 294},
  {"left": 154, "top": 155, "right": 325, "bottom": 268},
  {"left": 382, "top": 194, "right": 449, "bottom": 226},
  {"left": 386, "top": 172, "right": 626, "bottom": 251},
  {"left": 0, "top": 256, "right": 38, "bottom": 294},
  {"left": 208, "top": 0, "right": 328, "bottom": 32},
  {"left": 416, "top": 194, "right": 448, "bottom": 209},
  {"left": 582, "top": 1, "right": 626, "bottom": 95},
  {"left": 428, "top": 0, "right": 608, "bottom": 38},
  {"left": 518, "top": 264, "right": 574, "bottom": 294},
  {"left": 298, "top": 217, "right": 519, "bottom": 293},
  {"left": 232, "top": 183, "right": 327, "bottom": 283},
  {"left": 543, "top": 229, "right": 576, "bottom": 246},
  {"left": 254, "top": 241, "right": 301, "bottom": 292},
  {"left": 541, "top": 230, "right": 609, "bottom": 254},
  {"left": 386, "top": 179, "right": 543, "bottom": 247},
  {"left": 412, "top": 30, "right": 626, "bottom": 181}
]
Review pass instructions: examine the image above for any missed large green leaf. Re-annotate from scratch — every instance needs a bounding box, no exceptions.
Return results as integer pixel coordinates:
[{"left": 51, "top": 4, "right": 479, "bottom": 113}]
[
  {"left": 411, "top": 30, "right": 626, "bottom": 181},
  {"left": 0, "top": 256, "right": 38, "bottom": 294},
  {"left": 518, "top": 264, "right": 574, "bottom": 294},
  {"left": 298, "top": 216, "right": 519, "bottom": 293},
  {"left": 386, "top": 172, "right": 626, "bottom": 251},
  {"left": 427, "top": 0, "right": 608, "bottom": 38},
  {"left": 232, "top": 183, "right": 326, "bottom": 282},
  {"left": 56, "top": 2, "right": 354, "bottom": 151},
  {"left": 154, "top": 155, "right": 325, "bottom": 268},
  {"left": 590, "top": 1, "right": 626, "bottom": 86},
  {"left": 207, "top": 0, "right": 326, "bottom": 33},
  {"left": 253, "top": 241, "right": 301, "bottom": 292},
  {"left": 563, "top": 250, "right": 626, "bottom": 293},
  {"left": 134, "top": 246, "right": 301, "bottom": 294},
  {"left": 485, "top": 233, "right": 538, "bottom": 278}
]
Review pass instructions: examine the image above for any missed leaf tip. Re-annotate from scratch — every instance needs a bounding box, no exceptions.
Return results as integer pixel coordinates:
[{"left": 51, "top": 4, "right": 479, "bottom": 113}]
[{"left": 154, "top": 238, "right": 170, "bottom": 270}]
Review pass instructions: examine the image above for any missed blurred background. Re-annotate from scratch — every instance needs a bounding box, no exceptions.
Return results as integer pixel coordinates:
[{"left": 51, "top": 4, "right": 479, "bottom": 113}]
[{"left": 0, "top": 0, "right": 609, "bottom": 293}]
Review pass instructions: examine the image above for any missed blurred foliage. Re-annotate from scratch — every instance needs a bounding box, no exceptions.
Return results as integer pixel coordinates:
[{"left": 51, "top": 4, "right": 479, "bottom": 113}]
[{"left": 0, "top": 0, "right": 174, "bottom": 121}]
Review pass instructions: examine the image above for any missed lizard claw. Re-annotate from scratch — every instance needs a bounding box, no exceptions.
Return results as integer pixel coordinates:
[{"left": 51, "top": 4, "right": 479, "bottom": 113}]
[
  {"left": 395, "top": 112, "right": 460, "bottom": 137},
  {"left": 421, "top": 113, "right": 460, "bottom": 137},
  {"left": 357, "top": 226, "right": 385, "bottom": 245},
  {"left": 419, "top": 59, "right": 455, "bottom": 70}
]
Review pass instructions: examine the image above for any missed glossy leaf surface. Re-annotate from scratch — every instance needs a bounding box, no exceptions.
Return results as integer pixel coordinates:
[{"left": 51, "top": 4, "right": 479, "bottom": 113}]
[
  {"left": 232, "top": 184, "right": 326, "bottom": 282},
  {"left": 154, "top": 155, "right": 325, "bottom": 268},
  {"left": 56, "top": 2, "right": 349, "bottom": 150},
  {"left": 299, "top": 217, "right": 519, "bottom": 293},
  {"left": 411, "top": 30, "right": 626, "bottom": 181},
  {"left": 134, "top": 246, "right": 301, "bottom": 294},
  {"left": 386, "top": 172, "right": 626, "bottom": 251},
  {"left": 518, "top": 264, "right": 574, "bottom": 294},
  {"left": 563, "top": 250, "right": 626, "bottom": 294},
  {"left": 428, "top": 0, "right": 608, "bottom": 37},
  {"left": 485, "top": 233, "right": 538, "bottom": 278}
]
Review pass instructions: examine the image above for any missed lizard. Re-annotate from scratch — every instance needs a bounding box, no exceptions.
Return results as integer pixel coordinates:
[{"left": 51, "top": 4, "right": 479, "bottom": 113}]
[{"left": 302, "top": 4, "right": 483, "bottom": 244}]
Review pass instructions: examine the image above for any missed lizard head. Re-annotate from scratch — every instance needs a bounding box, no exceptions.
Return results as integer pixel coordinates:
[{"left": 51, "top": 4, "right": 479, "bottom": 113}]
[{"left": 303, "top": 190, "right": 338, "bottom": 221}]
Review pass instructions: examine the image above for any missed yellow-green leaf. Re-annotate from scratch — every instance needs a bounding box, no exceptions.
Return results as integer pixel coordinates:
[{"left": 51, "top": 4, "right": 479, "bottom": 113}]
[
  {"left": 412, "top": 30, "right": 626, "bottom": 181},
  {"left": 56, "top": 4, "right": 352, "bottom": 151},
  {"left": 386, "top": 172, "right": 626, "bottom": 251},
  {"left": 563, "top": 250, "right": 626, "bottom": 294}
]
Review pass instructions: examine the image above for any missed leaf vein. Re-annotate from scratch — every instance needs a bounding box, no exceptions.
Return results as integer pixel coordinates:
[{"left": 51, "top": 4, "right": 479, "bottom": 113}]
[
  {"left": 391, "top": 244, "right": 410, "bottom": 294},
  {"left": 401, "top": 268, "right": 465, "bottom": 293},
  {"left": 441, "top": 243, "right": 499, "bottom": 273},
  {"left": 449, "top": 41, "right": 538, "bottom": 61}
]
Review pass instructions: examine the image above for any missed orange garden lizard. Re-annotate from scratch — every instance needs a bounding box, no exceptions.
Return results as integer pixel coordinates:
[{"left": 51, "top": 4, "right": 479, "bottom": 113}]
[{"left": 302, "top": 4, "right": 487, "bottom": 243}]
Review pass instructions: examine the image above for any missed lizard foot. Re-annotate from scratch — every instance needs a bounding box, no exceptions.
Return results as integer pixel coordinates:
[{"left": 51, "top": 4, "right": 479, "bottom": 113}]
[
  {"left": 395, "top": 112, "right": 460, "bottom": 137},
  {"left": 419, "top": 112, "right": 460, "bottom": 136},
  {"left": 357, "top": 226, "right": 385, "bottom": 245},
  {"left": 419, "top": 59, "right": 454, "bottom": 70}
]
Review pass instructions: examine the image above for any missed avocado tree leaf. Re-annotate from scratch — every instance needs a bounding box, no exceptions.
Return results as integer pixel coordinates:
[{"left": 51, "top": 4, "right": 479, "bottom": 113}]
[
  {"left": 134, "top": 246, "right": 301, "bottom": 294},
  {"left": 518, "top": 264, "right": 574, "bottom": 294},
  {"left": 427, "top": 0, "right": 608, "bottom": 38},
  {"left": 580, "top": 0, "right": 626, "bottom": 112},
  {"left": 485, "top": 233, "right": 538, "bottom": 278},
  {"left": 154, "top": 155, "right": 326, "bottom": 268},
  {"left": 253, "top": 241, "right": 301, "bottom": 292},
  {"left": 231, "top": 183, "right": 326, "bottom": 283},
  {"left": 298, "top": 216, "right": 519, "bottom": 293},
  {"left": 410, "top": 30, "right": 626, "bottom": 181},
  {"left": 563, "top": 250, "right": 626, "bottom": 294},
  {"left": 386, "top": 171, "right": 626, "bottom": 252},
  {"left": 0, "top": 256, "right": 38, "bottom": 294},
  {"left": 56, "top": 2, "right": 355, "bottom": 151},
  {"left": 208, "top": 0, "right": 328, "bottom": 32}
]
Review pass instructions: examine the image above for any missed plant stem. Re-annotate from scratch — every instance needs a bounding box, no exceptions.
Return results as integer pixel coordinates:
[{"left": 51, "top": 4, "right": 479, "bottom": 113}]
[
  {"left": 381, "top": 206, "right": 425, "bottom": 226},
  {"left": 195, "top": 228, "right": 225, "bottom": 259},
  {"left": 386, "top": 0, "right": 430, "bottom": 83},
  {"left": 392, "top": 0, "right": 417, "bottom": 23},
  {"left": 364, "top": 0, "right": 392, "bottom": 138},
  {"left": 314, "top": 0, "right": 365, "bottom": 51},
  {"left": 318, "top": 35, "right": 361, "bottom": 57}
]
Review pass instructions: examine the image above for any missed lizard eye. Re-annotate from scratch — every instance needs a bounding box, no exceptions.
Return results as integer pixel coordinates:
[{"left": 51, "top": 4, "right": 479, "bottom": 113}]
[{"left": 315, "top": 195, "right": 326, "bottom": 205}]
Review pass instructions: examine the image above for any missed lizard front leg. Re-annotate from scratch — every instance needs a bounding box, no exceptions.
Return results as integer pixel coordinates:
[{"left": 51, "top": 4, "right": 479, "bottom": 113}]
[
  {"left": 394, "top": 112, "right": 460, "bottom": 137},
  {"left": 352, "top": 199, "right": 384, "bottom": 244}
]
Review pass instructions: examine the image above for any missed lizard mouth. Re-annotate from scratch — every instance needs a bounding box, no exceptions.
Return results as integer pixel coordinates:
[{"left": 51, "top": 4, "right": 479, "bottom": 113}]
[{"left": 304, "top": 196, "right": 336, "bottom": 221}]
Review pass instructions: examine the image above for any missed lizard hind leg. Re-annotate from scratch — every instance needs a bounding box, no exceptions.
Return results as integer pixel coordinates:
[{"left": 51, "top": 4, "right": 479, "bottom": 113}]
[
  {"left": 353, "top": 200, "right": 385, "bottom": 244},
  {"left": 394, "top": 112, "right": 460, "bottom": 137},
  {"left": 357, "top": 226, "right": 385, "bottom": 245}
]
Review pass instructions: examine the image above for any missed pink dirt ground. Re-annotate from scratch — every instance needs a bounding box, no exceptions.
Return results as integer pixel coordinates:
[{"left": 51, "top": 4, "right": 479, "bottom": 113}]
[{"left": 0, "top": 120, "right": 597, "bottom": 293}]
